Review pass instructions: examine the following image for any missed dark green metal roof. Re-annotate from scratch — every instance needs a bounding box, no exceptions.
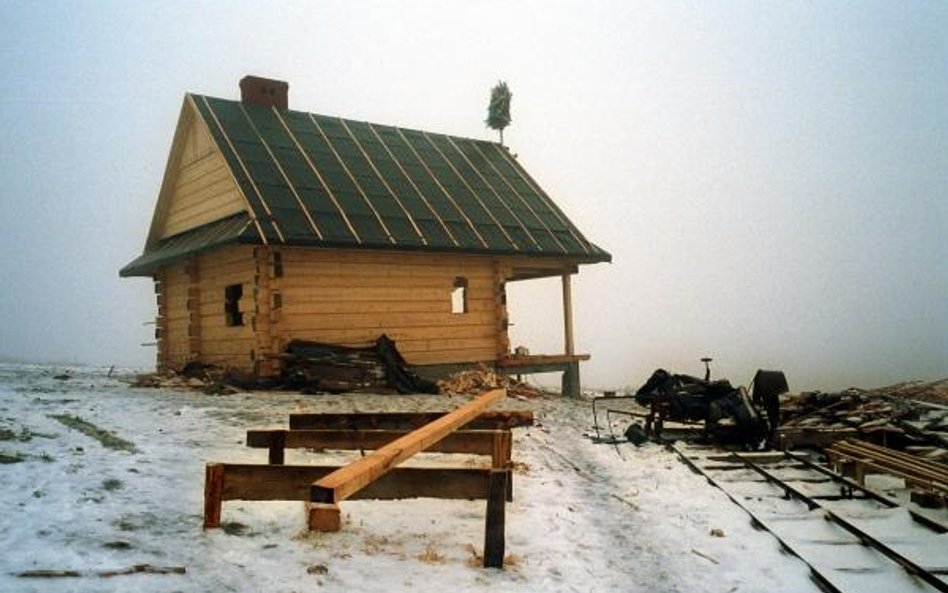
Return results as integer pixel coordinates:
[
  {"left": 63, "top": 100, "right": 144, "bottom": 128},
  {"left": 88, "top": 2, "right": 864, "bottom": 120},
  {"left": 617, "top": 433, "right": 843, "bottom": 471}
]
[
  {"left": 119, "top": 213, "right": 257, "bottom": 277},
  {"left": 123, "top": 94, "right": 611, "bottom": 276}
]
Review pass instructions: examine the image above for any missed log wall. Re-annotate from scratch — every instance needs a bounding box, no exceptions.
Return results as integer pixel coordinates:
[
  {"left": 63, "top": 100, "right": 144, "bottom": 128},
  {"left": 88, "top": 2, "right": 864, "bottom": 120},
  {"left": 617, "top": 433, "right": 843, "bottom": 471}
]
[
  {"left": 157, "top": 245, "right": 509, "bottom": 373},
  {"left": 277, "top": 248, "right": 503, "bottom": 366},
  {"left": 156, "top": 264, "right": 191, "bottom": 369},
  {"left": 196, "top": 246, "right": 257, "bottom": 368}
]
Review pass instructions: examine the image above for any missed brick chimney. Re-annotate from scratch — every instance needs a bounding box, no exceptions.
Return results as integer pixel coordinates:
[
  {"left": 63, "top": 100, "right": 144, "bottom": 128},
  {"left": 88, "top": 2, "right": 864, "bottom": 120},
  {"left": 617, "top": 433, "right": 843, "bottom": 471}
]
[{"left": 239, "top": 75, "right": 289, "bottom": 110}]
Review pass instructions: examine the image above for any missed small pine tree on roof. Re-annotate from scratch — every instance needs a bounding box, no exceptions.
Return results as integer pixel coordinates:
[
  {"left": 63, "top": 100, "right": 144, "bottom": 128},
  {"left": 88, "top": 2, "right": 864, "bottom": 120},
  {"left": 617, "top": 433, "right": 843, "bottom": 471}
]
[{"left": 486, "top": 81, "right": 512, "bottom": 145}]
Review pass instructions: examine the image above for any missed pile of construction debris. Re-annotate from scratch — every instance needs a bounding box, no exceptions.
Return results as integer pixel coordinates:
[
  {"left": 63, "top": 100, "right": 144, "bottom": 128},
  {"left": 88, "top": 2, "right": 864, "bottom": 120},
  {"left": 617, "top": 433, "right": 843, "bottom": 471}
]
[
  {"left": 131, "top": 339, "right": 545, "bottom": 398},
  {"left": 130, "top": 362, "right": 253, "bottom": 395},
  {"left": 779, "top": 379, "right": 948, "bottom": 453},
  {"left": 437, "top": 364, "right": 544, "bottom": 399}
]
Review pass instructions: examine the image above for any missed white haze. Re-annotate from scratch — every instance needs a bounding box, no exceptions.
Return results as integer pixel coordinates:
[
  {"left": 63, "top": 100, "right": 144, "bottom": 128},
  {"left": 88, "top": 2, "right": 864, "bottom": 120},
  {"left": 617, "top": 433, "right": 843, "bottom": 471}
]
[{"left": 0, "top": 1, "right": 944, "bottom": 392}]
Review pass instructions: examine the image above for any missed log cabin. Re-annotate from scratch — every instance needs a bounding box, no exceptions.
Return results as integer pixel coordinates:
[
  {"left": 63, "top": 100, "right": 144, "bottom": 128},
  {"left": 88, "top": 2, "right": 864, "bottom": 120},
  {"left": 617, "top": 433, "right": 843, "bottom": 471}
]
[{"left": 120, "top": 76, "right": 611, "bottom": 395}]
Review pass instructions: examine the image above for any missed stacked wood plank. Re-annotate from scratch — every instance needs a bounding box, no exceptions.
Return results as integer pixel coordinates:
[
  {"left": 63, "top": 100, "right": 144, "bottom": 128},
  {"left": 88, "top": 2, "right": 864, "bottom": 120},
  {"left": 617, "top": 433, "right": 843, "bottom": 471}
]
[{"left": 826, "top": 439, "right": 948, "bottom": 499}]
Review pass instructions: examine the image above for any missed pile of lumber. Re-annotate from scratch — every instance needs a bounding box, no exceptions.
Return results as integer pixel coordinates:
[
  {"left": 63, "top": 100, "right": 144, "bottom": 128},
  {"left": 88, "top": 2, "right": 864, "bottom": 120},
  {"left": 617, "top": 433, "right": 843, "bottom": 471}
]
[
  {"left": 826, "top": 439, "right": 948, "bottom": 501},
  {"left": 779, "top": 379, "right": 948, "bottom": 449},
  {"left": 438, "top": 364, "right": 544, "bottom": 399}
]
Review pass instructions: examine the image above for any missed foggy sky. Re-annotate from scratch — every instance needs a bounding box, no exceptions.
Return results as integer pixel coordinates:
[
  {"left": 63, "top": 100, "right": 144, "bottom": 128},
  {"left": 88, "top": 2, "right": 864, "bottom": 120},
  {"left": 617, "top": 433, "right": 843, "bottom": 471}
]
[{"left": 0, "top": 1, "right": 944, "bottom": 392}]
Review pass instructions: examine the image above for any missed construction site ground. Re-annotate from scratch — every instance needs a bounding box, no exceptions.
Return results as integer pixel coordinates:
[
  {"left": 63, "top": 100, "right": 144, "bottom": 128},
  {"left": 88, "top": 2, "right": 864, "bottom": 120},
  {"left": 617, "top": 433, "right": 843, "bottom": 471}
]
[{"left": 4, "top": 363, "right": 932, "bottom": 593}]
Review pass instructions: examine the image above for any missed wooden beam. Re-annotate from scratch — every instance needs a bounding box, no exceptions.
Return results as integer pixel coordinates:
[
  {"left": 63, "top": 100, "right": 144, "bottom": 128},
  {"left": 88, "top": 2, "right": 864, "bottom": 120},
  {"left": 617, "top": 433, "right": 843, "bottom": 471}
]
[
  {"left": 288, "top": 410, "right": 533, "bottom": 431},
  {"left": 203, "top": 463, "right": 225, "bottom": 529},
  {"left": 210, "top": 463, "right": 493, "bottom": 503},
  {"left": 267, "top": 429, "right": 285, "bottom": 465},
  {"left": 246, "top": 428, "right": 509, "bottom": 457},
  {"left": 561, "top": 273, "right": 574, "bottom": 356},
  {"left": 306, "top": 503, "right": 341, "bottom": 532},
  {"left": 483, "top": 469, "right": 509, "bottom": 568},
  {"left": 310, "top": 388, "right": 506, "bottom": 504}
]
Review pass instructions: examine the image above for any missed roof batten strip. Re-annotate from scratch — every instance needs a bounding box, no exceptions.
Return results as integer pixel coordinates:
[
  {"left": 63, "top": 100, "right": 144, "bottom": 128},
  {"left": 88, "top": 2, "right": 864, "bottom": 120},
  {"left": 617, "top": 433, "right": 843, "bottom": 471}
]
[
  {"left": 308, "top": 114, "right": 395, "bottom": 244},
  {"left": 489, "top": 143, "right": 591, "bottom": 253},
  {"left": 421, "top": 131, "right": 518, "bottom": 250},
  {"left": 395, "top": 128, "right": 489, "bottom": 250},
  {"left": 366, "top": 123, "right": 460, "bottom": 248},
  {"left": 444, "top": 136, "right": 541, "bottom": 251},
  {"left": 272, "top": 110, "right": 363, "bottom": 245},
  {"left": 339, "top": 118, "right": 427, "bottom": 246},
  {"left": 237, "top": 103, "right": 324, "bottom": 241},
  {"left": 468, "top": 140, "right": 566, "bottom": 253},
  {"left": 199, "top": 96, "right": 283, "bottom": 244}
]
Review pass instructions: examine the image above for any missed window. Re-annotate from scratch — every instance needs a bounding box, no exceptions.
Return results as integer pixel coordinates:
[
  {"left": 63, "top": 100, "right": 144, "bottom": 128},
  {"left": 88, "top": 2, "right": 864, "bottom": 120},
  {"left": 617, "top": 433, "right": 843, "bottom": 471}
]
[
  {"left": 272, "top": 251, "right": 283, "bottom": 278},
  {"left": 451, "top": 277, "right": 468, "bottom": 314},
  {"left": 224, "top": 284, "right": 244, "bottom": 326}
]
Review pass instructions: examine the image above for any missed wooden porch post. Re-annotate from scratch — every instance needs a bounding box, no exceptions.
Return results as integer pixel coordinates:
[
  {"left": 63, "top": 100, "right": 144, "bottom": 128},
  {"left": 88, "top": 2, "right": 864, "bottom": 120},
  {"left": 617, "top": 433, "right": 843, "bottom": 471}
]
[{"left": 561, "top": 273, "right": 574, "bottom": 356}]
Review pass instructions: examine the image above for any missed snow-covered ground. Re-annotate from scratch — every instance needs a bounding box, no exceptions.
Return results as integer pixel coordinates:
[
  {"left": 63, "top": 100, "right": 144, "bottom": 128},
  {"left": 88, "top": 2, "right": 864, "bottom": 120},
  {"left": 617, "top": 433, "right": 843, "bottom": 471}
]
[{"left": 0, "top": 363, "right": 821, "bottom": 592}]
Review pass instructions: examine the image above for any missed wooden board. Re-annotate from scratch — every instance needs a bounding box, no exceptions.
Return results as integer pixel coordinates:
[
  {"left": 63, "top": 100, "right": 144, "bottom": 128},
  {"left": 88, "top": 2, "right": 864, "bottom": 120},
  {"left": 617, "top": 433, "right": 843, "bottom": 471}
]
[
  {"left": 204, "top": 462, "right": 496, "bottom": 529},
  {"left": 288, "top": 410, "right": 534, "bottom": 431},
  {"left": 310, "top": 388, "right": 505, "bottom": 504},
  {"left": 219, "top": 464, "right": 493, "bottom": 501},
  {"left": 246, "top": 428, "right": 506, "bottom": 457}
]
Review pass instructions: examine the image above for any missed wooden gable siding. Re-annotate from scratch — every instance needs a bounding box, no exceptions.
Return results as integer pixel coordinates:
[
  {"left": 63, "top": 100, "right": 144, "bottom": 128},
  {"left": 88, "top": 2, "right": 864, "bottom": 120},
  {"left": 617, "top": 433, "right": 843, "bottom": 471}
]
[
  {"left": 277, "top": 249, "right": 503, "bottom": 366},
  {"left": 154, "top": 102, "right": 246, "bottom": 240}
]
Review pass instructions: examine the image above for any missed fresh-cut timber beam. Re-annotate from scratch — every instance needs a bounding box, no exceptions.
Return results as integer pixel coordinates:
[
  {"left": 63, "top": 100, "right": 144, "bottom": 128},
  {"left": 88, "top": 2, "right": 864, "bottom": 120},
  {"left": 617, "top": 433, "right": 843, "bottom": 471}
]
[
  {"left": 246, "top": 428, "right": 511, "bottom": 462},
  {"left": 288, "top": 409, "right": 532, "bottom": 431},
  {"left": 310, "top": 388, "right": 506, "bottom": 507},
  {"left": 202, "top": 463, "right": 493, "bottom": 529}
]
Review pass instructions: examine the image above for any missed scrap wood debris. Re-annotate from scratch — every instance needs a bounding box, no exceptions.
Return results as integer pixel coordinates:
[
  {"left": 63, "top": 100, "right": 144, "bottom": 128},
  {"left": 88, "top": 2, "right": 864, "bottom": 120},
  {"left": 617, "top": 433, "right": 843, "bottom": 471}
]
[
  {"left": 437, "top": 364, "right": 544, "bottom": 398},
  {"left": 17, "top": 564, "right": 186, "bottom": 578},
  {"left": 129, "top": 335, "right": 439, "bottom": 395},
  {"left": 779, "top": 378, "right": 948, "bottom": 457}
]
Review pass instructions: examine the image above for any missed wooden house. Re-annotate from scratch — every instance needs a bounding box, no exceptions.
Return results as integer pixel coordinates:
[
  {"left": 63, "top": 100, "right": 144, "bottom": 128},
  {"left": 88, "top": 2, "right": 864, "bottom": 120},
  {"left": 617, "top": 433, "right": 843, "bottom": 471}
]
[{"left": 120, "top": 76, "right": 611, "bottom": 394}]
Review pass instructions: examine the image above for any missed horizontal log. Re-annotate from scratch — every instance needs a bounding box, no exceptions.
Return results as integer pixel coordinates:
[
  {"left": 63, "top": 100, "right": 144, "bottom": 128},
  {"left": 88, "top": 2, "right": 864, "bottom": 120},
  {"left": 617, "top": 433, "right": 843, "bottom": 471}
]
[
  {"left": 498, "top": 354, "right": 591, "bottom": 368},
  {"left": 246, "top": 428, "right": 506, "bottom": 456},
  {"left": 276, "top": 314, "right": 497, "bottom": 336},
  {"left": 218, "top": 463, "right": 493, "bottom": 501},
  {"left": 279, "top": 272, "right": 493, "bottom": 290},
  {"left": 270, "top": 297, "right": 495, "bottom": 315},
  {"left": 288, "top": 410, "right": 533, "bottom": 431},
  {"left": 310, "top": 388, "right": 505, "bottom": 504}
]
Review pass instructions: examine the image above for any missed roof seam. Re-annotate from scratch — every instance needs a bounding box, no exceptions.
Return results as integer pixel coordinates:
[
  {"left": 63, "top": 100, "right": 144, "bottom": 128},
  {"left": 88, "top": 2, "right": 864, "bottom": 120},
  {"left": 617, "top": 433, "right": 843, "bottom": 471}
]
[
  {"left": 272, "top": 109, "right": 364, "bottom": 245},
  {"left": 490, "top": 143, "right": 592, "bottom": 253},
  {"left": 238, "top": 103, "right": 325, "bottom": 241},
  {"left": 308, "top": 114, "right": 396, "bottom": 245},
  {"left": 395, "top": 127, "right": 489, "bottom": 250},
  {"left": 421, "top": 131, "right": 519, "bottom": 251},
  {"left": 469, "top": 140, "right": 567, "bottom": 253},
  {"left": 339, "top": 118, "right": 428, "bottom": 246},
  {"left": 444, "top": 136, "right": 543, "bottom": 251},
  {"left": 367, "top": 123, "right": 460, "bottom": 248}
]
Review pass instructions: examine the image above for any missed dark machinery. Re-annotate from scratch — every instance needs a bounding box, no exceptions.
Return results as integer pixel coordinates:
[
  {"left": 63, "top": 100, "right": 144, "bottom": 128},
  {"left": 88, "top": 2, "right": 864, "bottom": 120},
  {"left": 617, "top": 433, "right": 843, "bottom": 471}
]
[
  {"left": 635, "top": 368, "right": 788, "bottom": 448},
  {"left": 590, "top": 365, "right": 788, "bottom": 449}
]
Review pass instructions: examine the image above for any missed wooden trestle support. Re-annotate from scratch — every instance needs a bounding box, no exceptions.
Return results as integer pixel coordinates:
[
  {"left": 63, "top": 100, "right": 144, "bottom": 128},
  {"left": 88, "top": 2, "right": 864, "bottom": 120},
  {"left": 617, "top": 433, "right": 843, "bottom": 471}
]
[{"left": 203, "top": 389, "right": 532, "bottom": 568}]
